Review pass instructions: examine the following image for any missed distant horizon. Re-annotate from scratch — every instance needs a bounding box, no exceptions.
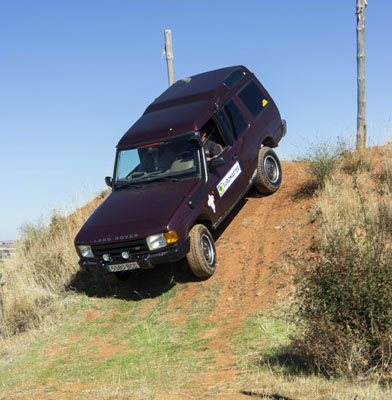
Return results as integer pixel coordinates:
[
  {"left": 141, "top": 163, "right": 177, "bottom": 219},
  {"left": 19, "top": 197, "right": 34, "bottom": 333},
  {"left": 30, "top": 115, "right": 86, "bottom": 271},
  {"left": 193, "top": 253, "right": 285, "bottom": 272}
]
[{"left": 0, "top": 240, "right": 19, "bottom": 248}]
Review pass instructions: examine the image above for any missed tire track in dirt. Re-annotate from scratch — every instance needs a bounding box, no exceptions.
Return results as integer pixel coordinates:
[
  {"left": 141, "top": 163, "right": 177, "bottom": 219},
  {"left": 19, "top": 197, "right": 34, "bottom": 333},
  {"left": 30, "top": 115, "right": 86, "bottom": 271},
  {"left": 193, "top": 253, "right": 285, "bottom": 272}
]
[
  {"left": 169, "top": 161, "right": 314, "bottom": 325},
  {"left": 164, "top": 162, "right": 315, "bottom": 394}
]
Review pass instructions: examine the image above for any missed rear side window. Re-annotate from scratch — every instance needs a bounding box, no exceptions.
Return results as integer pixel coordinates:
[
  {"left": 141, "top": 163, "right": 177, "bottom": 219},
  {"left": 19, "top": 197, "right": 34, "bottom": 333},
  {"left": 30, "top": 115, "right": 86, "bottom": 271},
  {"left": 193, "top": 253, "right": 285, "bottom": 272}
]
[
  {"left": 238, "top": 80, "right": 269, "bottom": 118},
  {"left": 223, "top": 100, "right": 248, "bottom": 139},
  {"left": 223, "top": 69, "right": 246, "bottom": 89}
]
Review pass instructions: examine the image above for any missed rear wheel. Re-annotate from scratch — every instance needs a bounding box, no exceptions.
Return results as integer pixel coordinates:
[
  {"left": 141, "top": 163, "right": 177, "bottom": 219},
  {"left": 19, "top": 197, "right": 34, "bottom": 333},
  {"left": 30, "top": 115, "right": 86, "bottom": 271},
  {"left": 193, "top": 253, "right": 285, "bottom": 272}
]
[
  {"left": 254, "top": 146, "right": 282, "bottom": 194},
  {"left": 186, "top": 224, "right": 216, "bottom": 278}
]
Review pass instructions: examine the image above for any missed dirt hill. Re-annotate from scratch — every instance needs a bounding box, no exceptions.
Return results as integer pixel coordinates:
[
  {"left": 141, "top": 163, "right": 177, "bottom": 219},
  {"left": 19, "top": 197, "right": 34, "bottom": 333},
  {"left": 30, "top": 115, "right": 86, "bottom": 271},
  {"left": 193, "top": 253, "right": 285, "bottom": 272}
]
[
  {"left": 2, "top": 160, "right": 319, "bottom": 400},
  {"left": 74, "top": 160, "right": 316, "bottom": 398},
  {"left": 169, "top": 160, "right": 313, "bottom": 314}
]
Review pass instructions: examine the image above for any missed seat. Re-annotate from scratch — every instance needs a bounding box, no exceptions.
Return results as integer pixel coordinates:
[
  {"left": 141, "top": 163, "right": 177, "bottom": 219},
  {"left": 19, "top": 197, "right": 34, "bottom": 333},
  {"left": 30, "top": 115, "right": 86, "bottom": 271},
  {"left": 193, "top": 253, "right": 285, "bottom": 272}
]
[{"left": 170, "top": 159, "right": 194, "bottom": 172}]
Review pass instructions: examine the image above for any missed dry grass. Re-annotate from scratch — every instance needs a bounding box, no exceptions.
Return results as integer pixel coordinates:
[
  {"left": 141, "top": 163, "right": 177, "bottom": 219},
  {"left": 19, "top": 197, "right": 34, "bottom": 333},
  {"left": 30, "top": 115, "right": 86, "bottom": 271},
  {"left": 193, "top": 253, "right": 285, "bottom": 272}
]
[
  {"left": 238, "top": 368, "right": 392, "bottom": 400},
  {"left": 315, "top": 145, "right": 392, "bottom": 252},
  {"left": 292, "top": 144, "right": 392, "bottom": 380},
  {"left": 0, "top": 199, "right": 104, "bottom": 337}
]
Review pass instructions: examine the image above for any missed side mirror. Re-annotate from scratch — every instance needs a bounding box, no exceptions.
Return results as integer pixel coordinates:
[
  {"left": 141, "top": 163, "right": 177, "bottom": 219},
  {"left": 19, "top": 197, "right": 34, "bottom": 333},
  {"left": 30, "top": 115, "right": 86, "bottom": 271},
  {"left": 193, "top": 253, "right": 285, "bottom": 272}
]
[
  {"left": 208, "top": 156, "right": 225, "bottom": 171},
  {"left": 105, "top": 176, "right": 113, "bottom": 188}
]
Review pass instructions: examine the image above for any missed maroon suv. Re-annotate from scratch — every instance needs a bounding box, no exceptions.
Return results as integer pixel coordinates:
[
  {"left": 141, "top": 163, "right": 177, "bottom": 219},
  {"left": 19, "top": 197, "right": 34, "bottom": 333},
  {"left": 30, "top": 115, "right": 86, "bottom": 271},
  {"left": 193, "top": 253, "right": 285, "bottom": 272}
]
[{"left": 75, "top": 65, "right": 286, "bottom": 279}]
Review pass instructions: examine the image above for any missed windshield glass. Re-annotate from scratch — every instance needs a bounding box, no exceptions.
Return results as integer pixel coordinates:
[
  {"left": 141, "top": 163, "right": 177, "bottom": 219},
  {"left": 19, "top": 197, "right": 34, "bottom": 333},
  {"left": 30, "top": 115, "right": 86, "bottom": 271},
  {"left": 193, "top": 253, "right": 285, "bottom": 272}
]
[{"left": 114, "top": 135, "right": 201, "bottom": 187}]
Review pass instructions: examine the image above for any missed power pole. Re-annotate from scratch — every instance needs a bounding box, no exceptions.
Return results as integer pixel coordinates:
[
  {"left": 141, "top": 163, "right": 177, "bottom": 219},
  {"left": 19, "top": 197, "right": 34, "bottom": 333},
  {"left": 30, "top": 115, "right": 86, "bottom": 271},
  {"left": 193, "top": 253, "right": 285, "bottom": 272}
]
[
  {"left": 164, "top": 29, "right": 175, "bottom": 87},
  {"left": 356, "top": 0, "right": 367, "bottom": 150}
]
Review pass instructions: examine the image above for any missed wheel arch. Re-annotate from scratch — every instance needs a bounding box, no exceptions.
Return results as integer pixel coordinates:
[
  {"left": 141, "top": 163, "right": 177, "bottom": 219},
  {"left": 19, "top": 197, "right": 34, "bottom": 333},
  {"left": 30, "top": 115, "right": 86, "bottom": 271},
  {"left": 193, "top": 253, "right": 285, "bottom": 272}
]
[
  {"left": 261, "top": 136, "right": 277, "bottom": 149},
  {"left": 187, "top": 214, "right": 213, "bottom": 236}
]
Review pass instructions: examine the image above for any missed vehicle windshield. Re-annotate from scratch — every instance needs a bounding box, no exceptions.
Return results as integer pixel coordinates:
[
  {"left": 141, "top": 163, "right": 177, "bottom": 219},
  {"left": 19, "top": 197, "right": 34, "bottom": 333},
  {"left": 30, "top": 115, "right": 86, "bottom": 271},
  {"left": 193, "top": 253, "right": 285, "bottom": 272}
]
[{"left": 114, "top": 135, "right": 201, "bottom": 188}]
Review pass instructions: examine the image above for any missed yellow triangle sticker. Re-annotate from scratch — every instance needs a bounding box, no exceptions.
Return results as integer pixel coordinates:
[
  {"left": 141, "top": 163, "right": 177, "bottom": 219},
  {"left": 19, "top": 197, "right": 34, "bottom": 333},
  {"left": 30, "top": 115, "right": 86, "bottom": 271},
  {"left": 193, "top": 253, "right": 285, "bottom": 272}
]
[{"left": 262, "top": 99, "right": 268, "bottom": 107}]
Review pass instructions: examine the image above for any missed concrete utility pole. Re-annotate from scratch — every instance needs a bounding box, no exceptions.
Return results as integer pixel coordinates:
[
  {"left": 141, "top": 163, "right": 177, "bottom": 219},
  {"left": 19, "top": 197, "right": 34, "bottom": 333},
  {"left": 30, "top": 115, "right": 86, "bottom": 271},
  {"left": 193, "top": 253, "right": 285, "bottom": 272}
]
[
  {"left": 356, "top": 0, "right": 367, "bottom": 150},
  {"left": 164, "top": 29, "right": 175, "bottom": 87}
]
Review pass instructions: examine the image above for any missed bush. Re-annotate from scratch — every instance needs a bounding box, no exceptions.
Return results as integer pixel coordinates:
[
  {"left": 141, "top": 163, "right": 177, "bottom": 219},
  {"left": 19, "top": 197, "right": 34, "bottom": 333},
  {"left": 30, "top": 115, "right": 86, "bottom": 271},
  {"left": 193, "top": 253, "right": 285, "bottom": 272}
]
[
  {"left": 304, "top": 139, "right": 372, "bottom": 190},
  {"left": 303, "top": 140, "right": 347, "bottom": 189},
  {"left": 294, "top": 235, "right": 392, "bottom": 378},
  {"left": 293, "top": 145, "right": 392, "bottom": 380}
]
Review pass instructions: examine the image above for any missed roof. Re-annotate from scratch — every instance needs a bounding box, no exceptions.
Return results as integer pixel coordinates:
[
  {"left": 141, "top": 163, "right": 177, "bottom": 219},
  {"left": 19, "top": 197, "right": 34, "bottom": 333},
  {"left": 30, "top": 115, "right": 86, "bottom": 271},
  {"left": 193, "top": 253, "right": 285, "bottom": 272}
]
[{"left": 118, "top": 65, "right": 250, "bottom": 147}]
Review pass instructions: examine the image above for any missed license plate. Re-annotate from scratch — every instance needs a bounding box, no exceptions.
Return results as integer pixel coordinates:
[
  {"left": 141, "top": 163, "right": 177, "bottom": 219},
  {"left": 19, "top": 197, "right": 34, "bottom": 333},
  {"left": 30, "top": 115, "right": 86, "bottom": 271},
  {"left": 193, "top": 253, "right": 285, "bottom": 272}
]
[{"left": 107, "top": 262, "right": 140, "bottom": 272}]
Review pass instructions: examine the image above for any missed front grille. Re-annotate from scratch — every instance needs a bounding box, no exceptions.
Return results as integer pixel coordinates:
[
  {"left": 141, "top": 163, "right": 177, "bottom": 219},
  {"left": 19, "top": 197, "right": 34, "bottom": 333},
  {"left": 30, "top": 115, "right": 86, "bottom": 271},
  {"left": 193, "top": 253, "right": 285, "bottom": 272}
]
[{"left": 92, "top": 239, "right": 148, "bottom": 260}]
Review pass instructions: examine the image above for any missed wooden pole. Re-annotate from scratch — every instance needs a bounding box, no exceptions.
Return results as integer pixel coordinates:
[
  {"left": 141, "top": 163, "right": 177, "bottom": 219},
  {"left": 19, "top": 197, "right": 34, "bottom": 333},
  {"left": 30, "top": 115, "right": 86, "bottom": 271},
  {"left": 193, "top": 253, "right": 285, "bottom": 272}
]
[
  {"left": 356, "top": 0, "right": 367, "bottom": 150},
  {"left": 164, "top": 29, "right": 175, "bottom": 87}
]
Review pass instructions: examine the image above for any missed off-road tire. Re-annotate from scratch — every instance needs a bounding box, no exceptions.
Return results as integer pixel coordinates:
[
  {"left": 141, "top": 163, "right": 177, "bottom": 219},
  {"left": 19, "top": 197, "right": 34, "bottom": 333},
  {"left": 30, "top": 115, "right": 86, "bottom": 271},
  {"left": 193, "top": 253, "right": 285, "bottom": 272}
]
[
  {"left": 254, "top": 146, "right": 282, "bottom": 194},
  {"left": 186, "top": 224, "right": 216, "bottom": 278}
]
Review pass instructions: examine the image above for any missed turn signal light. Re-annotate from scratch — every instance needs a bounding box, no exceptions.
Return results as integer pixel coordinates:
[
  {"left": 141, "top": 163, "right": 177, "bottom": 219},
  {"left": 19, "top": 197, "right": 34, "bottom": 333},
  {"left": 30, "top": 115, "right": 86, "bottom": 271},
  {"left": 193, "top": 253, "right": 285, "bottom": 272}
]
[{"left": 164, "top": 230, "right": 179, "bottom": 244}]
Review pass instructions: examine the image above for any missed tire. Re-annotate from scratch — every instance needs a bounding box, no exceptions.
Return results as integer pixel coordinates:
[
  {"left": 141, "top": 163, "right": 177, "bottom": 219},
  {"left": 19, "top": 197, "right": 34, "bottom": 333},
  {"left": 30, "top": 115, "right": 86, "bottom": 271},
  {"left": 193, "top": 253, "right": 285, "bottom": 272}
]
[
  {"left": 254, "top": 146, "right": 282, "bottom": 194},
  {"left": 186, "top": 224, "right": 216, "bottom": 278}
]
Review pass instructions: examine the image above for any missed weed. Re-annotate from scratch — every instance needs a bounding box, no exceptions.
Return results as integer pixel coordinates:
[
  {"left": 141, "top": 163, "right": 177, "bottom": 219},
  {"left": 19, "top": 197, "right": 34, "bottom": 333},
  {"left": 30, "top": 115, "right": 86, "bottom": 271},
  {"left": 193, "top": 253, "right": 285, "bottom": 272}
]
[
  {"left": 301, "top": 140, "right": 347, "bottom": 189},
  {"left": 302, "top": 139, "right": 372, "bottom": 190}
]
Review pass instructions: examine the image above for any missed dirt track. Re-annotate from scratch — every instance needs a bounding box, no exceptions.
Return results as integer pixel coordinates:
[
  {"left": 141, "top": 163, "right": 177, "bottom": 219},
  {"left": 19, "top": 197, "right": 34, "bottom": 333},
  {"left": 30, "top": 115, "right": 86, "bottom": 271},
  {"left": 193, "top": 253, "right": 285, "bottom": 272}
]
[
  {"left": 156, "top": 161, "right": 315, "bottom": 393},
  {"left": 172, "top": 161, "right": 314, "bottom": 316}
]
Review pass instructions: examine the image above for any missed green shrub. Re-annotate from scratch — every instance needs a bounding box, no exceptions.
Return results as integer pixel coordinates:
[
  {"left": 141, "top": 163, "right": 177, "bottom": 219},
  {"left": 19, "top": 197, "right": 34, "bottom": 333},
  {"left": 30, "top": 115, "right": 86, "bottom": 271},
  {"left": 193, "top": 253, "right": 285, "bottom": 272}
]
[
  {"left": 292, "top": 144, "right": 392, "bottom": 379},
  {"left": 303, "top": 139, "right": 373, "bottom": 190},
  {"left": 303, "top": 140, "right": 347, "bottom": 189},
  {"left": 293, "top": 230, "right": 392, "bottom": 379}
]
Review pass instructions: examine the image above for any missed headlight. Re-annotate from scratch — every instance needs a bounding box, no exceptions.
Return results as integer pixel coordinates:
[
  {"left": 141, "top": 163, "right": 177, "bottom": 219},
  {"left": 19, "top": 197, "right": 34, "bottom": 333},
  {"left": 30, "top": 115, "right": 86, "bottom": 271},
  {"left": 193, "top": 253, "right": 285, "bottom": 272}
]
[
  {"left": 146, "top": 230, "right": 179, "bottom": 251},
  {"left": 78, "top": 245, "right": 94, "bottom": 258},
  {"left": 146, "top": 233, "right": 167, "bottom": 251}
]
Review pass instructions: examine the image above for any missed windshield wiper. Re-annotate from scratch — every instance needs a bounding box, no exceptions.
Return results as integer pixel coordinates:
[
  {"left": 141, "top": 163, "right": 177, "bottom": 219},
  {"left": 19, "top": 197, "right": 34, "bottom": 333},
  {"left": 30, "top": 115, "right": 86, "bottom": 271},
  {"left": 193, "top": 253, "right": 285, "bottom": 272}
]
[
  {"left": 114, "top": 181, "right": 145, "bottom": 190},
  {"left": 114, "top": 176, "right": 179, "bottom": 189},
  {"left": 144, "top": 176, "right": 180, "bottom": 183}
]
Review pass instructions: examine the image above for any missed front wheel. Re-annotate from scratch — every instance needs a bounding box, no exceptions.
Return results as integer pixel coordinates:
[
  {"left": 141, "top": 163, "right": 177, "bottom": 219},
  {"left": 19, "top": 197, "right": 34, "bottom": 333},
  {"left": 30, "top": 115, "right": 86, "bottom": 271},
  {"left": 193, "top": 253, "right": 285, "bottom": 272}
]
[
  {"left": 254, "top": 147, "right": 282, "bottom": 194},
  {"left": 186, "top": 224, "right": 216, "bottom": 278}
]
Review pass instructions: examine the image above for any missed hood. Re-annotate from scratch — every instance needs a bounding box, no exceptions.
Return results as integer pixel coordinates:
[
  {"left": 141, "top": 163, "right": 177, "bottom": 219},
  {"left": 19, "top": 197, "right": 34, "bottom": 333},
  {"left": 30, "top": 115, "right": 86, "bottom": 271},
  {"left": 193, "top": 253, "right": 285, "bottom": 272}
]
[{"left": 75, "top": 179, "right": 199, "bottom": 244}]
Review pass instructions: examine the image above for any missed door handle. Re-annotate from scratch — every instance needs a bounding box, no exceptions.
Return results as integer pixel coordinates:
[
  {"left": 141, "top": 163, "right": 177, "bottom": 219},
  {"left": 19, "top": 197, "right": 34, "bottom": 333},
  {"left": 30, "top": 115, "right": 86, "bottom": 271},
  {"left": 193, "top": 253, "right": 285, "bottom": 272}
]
[{"left": 232, "top": 154, "right": 238, "bottom": 161}]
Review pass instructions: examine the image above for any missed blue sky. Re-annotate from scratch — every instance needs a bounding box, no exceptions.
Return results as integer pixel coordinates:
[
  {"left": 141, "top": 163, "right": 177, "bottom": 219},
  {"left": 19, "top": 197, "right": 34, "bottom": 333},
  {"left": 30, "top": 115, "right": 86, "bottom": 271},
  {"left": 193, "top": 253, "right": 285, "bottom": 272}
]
[{"left": 1, "top": 1, "right": 391, "bottom": 240}]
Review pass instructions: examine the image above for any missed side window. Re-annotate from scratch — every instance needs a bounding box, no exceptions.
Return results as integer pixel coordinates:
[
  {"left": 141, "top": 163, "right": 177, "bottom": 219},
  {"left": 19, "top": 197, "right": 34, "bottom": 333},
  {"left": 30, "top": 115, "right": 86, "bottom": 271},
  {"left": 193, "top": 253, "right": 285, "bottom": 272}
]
[
  {"left": 201, "top": 119, "right": 229, "bottom": 149},
  {"left": 223, "top": 68, "right": 247, "bottom": 89},
  {"left": 238, "top": 80, "right": 269, "bottom": 118},
  {"left": 223, "top": 100, "right": 248, "bottom": 139},
  {"left": 216, "top": 110, "right": 234, "bottom": 145}
]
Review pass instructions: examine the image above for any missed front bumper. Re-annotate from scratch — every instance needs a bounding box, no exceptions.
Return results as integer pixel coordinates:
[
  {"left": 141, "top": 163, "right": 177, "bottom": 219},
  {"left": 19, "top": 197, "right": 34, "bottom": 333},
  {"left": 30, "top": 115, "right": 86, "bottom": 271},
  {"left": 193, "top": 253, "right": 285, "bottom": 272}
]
[{"left": 78, "top": 238, "right": 190, "bottom": 274}]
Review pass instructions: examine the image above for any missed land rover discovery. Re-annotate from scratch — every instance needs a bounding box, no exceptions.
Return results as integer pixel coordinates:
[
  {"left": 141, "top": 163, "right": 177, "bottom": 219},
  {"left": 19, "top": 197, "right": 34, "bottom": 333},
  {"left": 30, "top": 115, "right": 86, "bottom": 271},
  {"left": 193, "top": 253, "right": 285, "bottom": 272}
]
[{"left": 75, "top": 65, "right": 286, "bottom": 279}]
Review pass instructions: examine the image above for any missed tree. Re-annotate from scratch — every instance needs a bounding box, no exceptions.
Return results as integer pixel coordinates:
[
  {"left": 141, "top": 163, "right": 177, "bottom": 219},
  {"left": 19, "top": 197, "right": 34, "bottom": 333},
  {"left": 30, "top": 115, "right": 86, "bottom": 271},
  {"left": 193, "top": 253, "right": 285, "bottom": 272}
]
[{"left": 356, "top": 0, "right": 367, "bottom": 150}]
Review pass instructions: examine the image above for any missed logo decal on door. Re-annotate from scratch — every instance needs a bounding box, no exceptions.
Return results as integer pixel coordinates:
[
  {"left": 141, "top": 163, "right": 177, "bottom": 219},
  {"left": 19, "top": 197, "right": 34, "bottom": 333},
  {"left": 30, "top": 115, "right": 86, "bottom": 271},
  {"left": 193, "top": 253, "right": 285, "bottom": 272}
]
[{"left": 217, "top": 161, "right": 242, "bottom": 197}]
